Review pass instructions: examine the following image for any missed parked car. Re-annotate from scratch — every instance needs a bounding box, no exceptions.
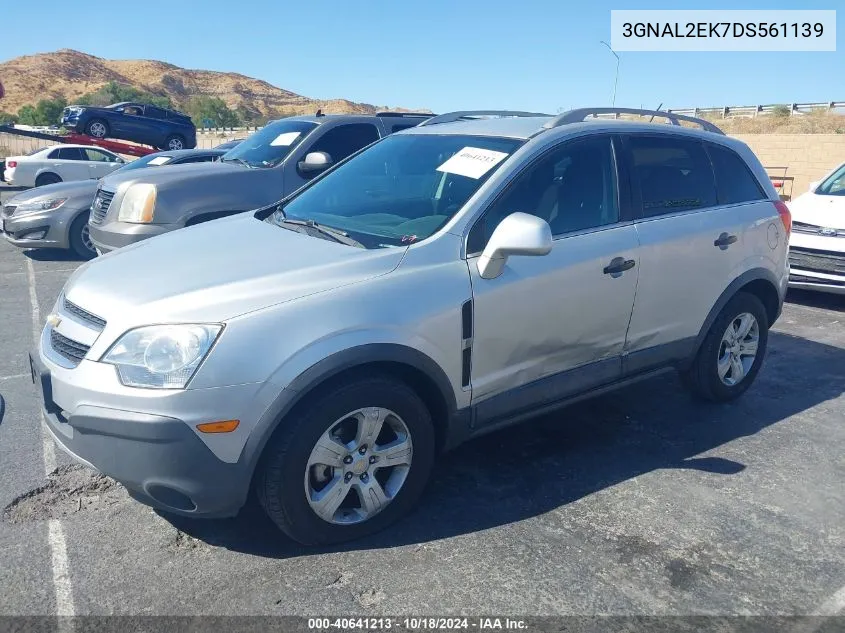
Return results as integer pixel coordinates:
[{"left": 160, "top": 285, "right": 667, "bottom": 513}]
[
  {"left": 787, "top": 160, "right": 845, "bottom": 295},
  {"left": 2, "top": 148, "right": 225, "bottom": 258},
  {"left": 61, "top": 102, "right": 197, "bottom": 151},
  {"left": 32, "top": 108, "right": 789, "bottom": 545},
  {"left": 3, "top": 144, "right": 125, "bottom": 187},
  {"left": 87, "top": 112, "right": 432, "bottom": 254},
  {"left": 213, "top": 139, "right": 245, "bottom": 150}
]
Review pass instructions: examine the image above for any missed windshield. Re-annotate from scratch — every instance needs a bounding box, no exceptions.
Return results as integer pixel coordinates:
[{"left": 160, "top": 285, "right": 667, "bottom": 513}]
[
  {"left": 817, "top": 164, "right": 845, "bottom": 197},
  {"left": 221, "top": 120, "right": 318, "bottom": 169},
  {"left": 114, "top": 154, "right": 171, "bottom": 173},
  {"left": 266, "top": 133, "right": 523, "bottom": 248}
]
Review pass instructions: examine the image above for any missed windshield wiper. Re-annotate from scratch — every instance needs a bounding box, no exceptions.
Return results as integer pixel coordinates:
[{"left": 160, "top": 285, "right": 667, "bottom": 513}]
[{"left": 275, "top": 216, "right": 365, "bottom": 248}]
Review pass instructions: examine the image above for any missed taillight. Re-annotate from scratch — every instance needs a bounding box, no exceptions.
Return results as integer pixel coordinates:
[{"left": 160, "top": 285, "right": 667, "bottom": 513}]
[
  {"left": 6, "top": 161, "right": 16, "bottom": 168},
  {"left": 774, "top": 200, "right": 791, "bottom": 238}
]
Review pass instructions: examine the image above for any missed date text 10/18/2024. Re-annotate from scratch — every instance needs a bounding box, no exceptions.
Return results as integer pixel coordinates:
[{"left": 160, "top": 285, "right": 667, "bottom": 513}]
[{"left": 307, "top": 617, "right": 528, "bottom": 630}]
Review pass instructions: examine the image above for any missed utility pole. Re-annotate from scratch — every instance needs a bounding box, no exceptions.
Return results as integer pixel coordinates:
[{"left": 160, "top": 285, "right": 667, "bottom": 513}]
[{"left": 599, "top": 41, "right": 620, "bottom": 107}]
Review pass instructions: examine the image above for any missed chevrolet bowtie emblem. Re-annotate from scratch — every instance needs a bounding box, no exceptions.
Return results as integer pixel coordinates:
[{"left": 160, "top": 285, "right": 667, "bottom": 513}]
[{"left": 46, "top": 314, "right": 62, "bottom": 328}]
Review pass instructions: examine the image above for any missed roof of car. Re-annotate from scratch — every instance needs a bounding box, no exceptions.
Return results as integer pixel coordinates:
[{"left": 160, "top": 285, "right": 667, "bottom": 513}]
[{"left": 403, "top": 115, "right": 733, "bottom": 143}]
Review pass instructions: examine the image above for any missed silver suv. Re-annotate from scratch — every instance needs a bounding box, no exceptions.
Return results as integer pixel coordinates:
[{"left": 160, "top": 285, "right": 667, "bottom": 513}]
[{"left": 31, "top": 108, "right": 791, "bottom": 545}]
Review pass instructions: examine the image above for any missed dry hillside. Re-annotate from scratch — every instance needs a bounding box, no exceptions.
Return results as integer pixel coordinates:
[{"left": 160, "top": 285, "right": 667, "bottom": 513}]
[{"left": 0, "top": 49, "right": 423, "bottom": 118}]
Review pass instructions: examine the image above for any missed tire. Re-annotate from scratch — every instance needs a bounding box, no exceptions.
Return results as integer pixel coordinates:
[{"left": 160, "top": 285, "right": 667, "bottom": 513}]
[
  {"left": 256, "top": 375, "right": 436, "bottom": 545},
  {"left": 85, "top": 119, "right": 109, "bottom": 139},
  {"left": 34, "top": 173, "right": 62, "bottom": 187},
  {"left": 681, "top": 292, "right": 769, "bottom": 402},
  {"left": 163, "top": 135, "right": 185, "bottom": 151},
  {"left": 68, "top": 213, "right": 96, "bottom": 260}
]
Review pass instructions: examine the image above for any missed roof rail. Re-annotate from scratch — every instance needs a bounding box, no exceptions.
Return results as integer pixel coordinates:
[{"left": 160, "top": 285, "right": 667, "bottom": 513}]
[
  {"left": 542, "top": 107, "right": 725, "bottom": 135},
  {"left": 375, "top": 112, "right": 434, "bottom": 118},
  {"left": 418, "top": 110, "right": 552, "bottom": 127}
]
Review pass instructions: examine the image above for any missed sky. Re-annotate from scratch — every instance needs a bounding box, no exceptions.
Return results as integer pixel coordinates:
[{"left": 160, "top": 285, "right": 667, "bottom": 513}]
[{"left": 0, "top": 0, "right": 841, "bottom": 115}]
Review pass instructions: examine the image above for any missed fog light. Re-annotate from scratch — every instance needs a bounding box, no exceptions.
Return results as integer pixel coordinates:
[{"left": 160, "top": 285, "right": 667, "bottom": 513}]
[{"left": 21, "top": 230, "right": 47, "bottom": 240}]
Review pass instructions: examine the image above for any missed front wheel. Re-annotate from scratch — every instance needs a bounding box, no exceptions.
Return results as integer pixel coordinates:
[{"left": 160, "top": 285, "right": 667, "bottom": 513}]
[
  {"left": 85, "top": 119, "right": 109, "bottom": 138},
  {"left": 681, "top": 292, "right": 769, "bottom": 402},
  {"left": 68, "top": 213, "right": 96, "bottom": 260},
  {"left": 256, "top": 376, "right": 435, "bottom": 545}
]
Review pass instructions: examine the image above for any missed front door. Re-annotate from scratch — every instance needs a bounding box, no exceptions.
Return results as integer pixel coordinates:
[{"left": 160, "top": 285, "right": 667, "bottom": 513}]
[{"left": 467, "top": 136, "right": 640, "bottom": 424}]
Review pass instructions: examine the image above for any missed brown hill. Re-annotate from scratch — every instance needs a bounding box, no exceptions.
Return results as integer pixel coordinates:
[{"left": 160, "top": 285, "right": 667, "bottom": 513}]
[{"left": 0, "top": 49, "right": 422, "bottom": 118}]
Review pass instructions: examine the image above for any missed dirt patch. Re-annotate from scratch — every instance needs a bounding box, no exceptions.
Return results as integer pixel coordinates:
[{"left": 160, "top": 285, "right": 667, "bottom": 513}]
[
  {"left": 2, "top": 464, "right": 126, "bottom": 523},
  {"left": 356, "top": 589, "right": 386, "bottom": 609}
]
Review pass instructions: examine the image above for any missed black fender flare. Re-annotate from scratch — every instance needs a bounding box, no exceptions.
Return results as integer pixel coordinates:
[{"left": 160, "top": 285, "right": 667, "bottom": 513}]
[{"left": 239, "top": 343, "right": 459, "bottom": 476}]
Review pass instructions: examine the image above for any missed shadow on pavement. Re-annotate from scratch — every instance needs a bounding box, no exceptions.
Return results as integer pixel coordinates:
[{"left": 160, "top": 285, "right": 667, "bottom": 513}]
[
  {"left": 162, "top": 331, "right": 845, "bottom": 558},
  {"left": 22, "top": 248, "right": 87, "bottom": 262}
]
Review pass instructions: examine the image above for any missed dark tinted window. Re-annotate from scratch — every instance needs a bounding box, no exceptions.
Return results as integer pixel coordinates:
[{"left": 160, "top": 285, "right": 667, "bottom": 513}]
[
  {"left": 707, "top": 144, "right": 765, "bottom": 204},
  {"left": 309, "top": 124, "right": 380, "bottom": 166},
  {"left": 83, "top": 149, "right": 117, "bottom": 162},
  {"left": 145, "top": 106, "right": 167, "bottom": 119},
  {"left": 56, "top": 147, "right": 85, "bottom": 161},
  {"left": 469, "top": 137, "right": 618, "bottom": 251},
  {"left": 390, "top": 122, "right": 419, "bottom": 133},
  {"left": 629, "top": 136, "right": 717, "bottom": 217},
  {"left": 175, "top": 155, "right": 216, "bottom": 164}
]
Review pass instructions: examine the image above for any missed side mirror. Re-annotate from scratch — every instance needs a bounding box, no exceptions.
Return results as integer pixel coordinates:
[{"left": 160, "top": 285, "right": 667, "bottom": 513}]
[
  {"left": 477, "top": 212, "right": 552, "bottom": 279},
  {"left": 808, "top": 180, "right": 819, "bottom": 193},
  {"left": 298, "top": 151, "right": 333, "bottom": 175}
]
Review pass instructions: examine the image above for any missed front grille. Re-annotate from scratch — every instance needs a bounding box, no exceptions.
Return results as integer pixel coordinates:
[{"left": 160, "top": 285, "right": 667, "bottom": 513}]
[
  {"left": 89, "top": 189, "right": 115, "bottom": 225},
  {"left": 50, "top": 329, "right": 90, "bottom": 366},
  {"left": 790, "top": 274, "right": 845, "bottom": 287},
  {"left": 63, "top": 297, "right": 106, "bottom": 330},
  {"left": 789, "top": 247, "right": 845, "bottom": 276},
  {"left": 2, "top": 205, "right": 16, "bottom": 218},
  {"left": 793, "top": 221, "right": 845, "bottom": 238}
]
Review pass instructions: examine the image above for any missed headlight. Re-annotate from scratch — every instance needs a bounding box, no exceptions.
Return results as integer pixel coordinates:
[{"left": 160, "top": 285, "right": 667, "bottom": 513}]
[
  {"left": 102, "top": 324, "right": 222, "bottom": 389},
  {"left": 117, "top": 183, "right": 157, "bottom": 223},
  {"left": 14, "top": 198, "right": 68, "bottom": 215}
]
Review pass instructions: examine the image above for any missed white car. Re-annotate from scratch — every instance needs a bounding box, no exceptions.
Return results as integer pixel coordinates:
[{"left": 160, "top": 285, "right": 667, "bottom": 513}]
[
  {"left": 788, "top": 160, "right": 845, "bottom": 295},
  {"left": 3, "top": 145, "right": 125, "bottom": 188}
]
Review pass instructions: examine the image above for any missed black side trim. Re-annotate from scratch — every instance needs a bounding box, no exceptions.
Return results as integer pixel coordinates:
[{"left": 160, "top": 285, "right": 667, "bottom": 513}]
[
  {"left": 461, "top": 348, "right": 472, "bottom": 388},
  {"left": 461, "top": 300, "right": 473, "bottom": 339},
  {"left": 474, "top": 357, "right": 621, "bottom": 428},
  {"left": 622, "top": 337, "right": 697, "bottom": 375},
  {"left": 460, "top": 299, "right": 473, "bottom": 388}
]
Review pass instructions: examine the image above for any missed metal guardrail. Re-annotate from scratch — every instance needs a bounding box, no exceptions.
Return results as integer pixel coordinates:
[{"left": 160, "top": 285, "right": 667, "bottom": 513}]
[{"left": 667, "top": 102, "right": 845, "bottom": 119}]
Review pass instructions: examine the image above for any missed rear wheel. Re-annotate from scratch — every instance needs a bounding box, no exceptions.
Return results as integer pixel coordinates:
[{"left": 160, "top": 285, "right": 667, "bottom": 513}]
[
  {"left": 681, "top": 292, "right": 769, "bottom": 402},
  {"left": 68, "top": 213, "right": 96, "bottom": 260},
  {"left": 85, "top": 119, "right": 109, "bottom": 138},
  {"left": 256, "top": 375, "right": 435, "bottom": 545},
  {"left": 34, "top": 173, "right": 61, "bottom": 187},
  {"left": 163, "top": 135, "right": 185, "bottom": 151}
]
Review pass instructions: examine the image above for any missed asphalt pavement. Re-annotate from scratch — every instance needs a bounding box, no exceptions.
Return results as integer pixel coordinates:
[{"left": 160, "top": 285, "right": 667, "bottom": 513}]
[{"left": 0, "top": 183, "right": 843, "bottom": 619}]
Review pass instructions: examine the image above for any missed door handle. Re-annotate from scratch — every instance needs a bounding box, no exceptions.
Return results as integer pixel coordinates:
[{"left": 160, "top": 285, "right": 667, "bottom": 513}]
[
  {"left": 603, "top": 257, "right": 636, "bottom": 275},
  {"left": 714, "top": 232, "right": 738, "bottom": 249}
]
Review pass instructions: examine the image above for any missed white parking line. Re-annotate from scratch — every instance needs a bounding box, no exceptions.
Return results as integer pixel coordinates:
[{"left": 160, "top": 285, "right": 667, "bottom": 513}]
[
  {"left": 0, "top": 373, "right": 28, "bottom": 381},
  {"left": 25, "top": 257, "right": 75, "bottom": 618}
]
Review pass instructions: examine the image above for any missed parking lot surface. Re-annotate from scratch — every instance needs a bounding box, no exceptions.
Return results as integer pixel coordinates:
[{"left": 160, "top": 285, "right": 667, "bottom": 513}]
[{"left": 1, "top": 185, "right": 844, "bottom": 618}]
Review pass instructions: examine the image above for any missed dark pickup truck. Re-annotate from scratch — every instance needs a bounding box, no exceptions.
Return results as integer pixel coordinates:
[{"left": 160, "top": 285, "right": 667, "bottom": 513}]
[{"left": 61, "top": 102, "right": 197, "bottom": 150}]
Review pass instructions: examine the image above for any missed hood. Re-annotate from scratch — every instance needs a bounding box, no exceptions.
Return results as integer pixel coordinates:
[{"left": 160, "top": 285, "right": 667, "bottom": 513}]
[
  {"left": 789, "top": 192, "right": 845, "bottom": 230},
  {"left": 9, "top": 179, "right": 98, "bottom": 205},
  {"left": 63, "top": 213, "right": 406, "bottom": 324},
  {"left": 101, "top": 160, "right": 242, "bottom": 192}
]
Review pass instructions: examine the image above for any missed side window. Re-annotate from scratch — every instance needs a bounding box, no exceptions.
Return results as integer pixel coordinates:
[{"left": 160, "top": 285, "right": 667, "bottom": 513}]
[
  {"left": 48, "top": 149, "right": 61, "bottom": 159},
  {"left": 469, "top": 137, "right": 618, "bottom": 252},
  {"left": 706, "top": 144, "right": 765, "bottom": 204},
  {"left": 57, "top": 147, "right": 85, "bottom": 161},
  {"left": 83, "top": 149, "right": 115, "bottom": 162},
  {"left": 308, "top": 124, "right": 380, "bottom": 165},
  {"left": 628, "top": 135, "right": 717, "bottom": 217},
  {"left": 145, "top": 106, "right": 166, "bottom": 120}
]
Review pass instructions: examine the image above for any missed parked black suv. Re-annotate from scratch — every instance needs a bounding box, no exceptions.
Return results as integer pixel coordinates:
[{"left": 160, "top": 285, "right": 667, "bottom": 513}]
[{"left": 61, "top": 102, "right": 197, "bottom": 150}]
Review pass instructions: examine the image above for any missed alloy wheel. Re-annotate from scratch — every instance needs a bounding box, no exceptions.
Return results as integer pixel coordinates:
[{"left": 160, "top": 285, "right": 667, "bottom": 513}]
[
  {"left": 304, "top": 407, "right": 413, "bottom": 525},
  {"left": 717, "top": 312, "right": 760, "bottom": 386}
]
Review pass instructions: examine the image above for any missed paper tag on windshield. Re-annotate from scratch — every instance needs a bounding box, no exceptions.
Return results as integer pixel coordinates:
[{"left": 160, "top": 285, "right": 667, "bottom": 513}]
[
  {"left": 270, "top": 132, "right": 301, "bottom": 147},
  {"left": 147, "top": 156, "right": 171, "bottom": 165},
  {"left": 436, "top": 147, "right": 509, "bottom": 179}
]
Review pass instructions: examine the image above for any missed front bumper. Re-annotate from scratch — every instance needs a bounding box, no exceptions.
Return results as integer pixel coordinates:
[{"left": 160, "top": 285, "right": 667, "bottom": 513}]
[
  {"left": 789, "top": 269, "right": 845, "bottom": 295},
  {"left": 1, "top": 206, "right": 84, "bottom": 250},
  {"left": 88, "top": 220, "right": 174, "bottom": 254},
  {"left": 31, "top": 344, "right": 261, "bottom": 517}
]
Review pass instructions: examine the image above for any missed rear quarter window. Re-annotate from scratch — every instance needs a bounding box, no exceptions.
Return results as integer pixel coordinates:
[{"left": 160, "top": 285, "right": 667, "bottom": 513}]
[{"left": 706, "top": 144, "right": 766, "bottom": 205}]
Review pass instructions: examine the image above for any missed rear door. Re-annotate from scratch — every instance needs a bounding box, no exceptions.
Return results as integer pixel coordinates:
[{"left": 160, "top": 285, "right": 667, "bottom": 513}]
[
  {"left": 285, "top": 122, "right": 381, "bottom": 194},
  {"left": 621, "top": 134, "right": 757, "bottom": 372},
  {"left": 50, "top": 147, "right": 91, "bottom": 181}
]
